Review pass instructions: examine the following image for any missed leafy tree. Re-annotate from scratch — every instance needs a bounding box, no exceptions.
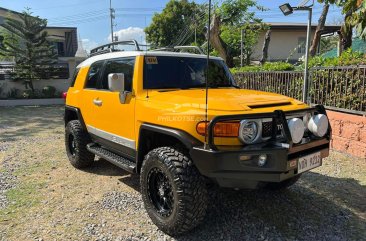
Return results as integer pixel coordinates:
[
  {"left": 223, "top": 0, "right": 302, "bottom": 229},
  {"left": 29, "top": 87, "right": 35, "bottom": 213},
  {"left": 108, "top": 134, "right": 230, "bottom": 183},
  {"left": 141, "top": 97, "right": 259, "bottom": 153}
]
[
  {"left": 145, "top": 0, "right": 205, "bottom": 48},
  {"left": 318, "top": 0, "right": 366, "bottom": 51},
  {"left": 310, "top": 3, "right": 329, "bottom": 57},
  {"left": 0, "top": 9, "right": 57, "bottom": 91},
  {"left": 207, "top": 0, "right": 265, "bottom": 67}
]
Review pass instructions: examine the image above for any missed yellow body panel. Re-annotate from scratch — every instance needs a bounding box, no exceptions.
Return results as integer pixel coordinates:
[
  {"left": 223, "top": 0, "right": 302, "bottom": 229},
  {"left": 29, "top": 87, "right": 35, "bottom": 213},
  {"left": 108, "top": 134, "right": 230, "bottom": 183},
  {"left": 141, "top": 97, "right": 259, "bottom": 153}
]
[{"left": 66, "top": 55, "right": 309, "bottom": 149}]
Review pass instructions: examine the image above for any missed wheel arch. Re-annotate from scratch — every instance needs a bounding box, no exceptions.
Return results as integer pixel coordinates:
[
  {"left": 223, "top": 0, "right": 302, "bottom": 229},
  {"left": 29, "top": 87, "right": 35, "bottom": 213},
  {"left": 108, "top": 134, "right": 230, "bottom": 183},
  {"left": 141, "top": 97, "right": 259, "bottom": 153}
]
[
  {"left": 64, "top": 106, "right": 87, "bottom": 130},
  {"left": 136, "top": 123, "right": 203, "bottom": 173}
]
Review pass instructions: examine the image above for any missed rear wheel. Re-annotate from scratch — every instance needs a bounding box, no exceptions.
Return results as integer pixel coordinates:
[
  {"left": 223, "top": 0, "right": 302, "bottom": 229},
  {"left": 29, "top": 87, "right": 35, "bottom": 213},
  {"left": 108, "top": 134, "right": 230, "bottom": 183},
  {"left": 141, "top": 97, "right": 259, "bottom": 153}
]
[
  {"left": 65, "top": 120, "right": 95, "bottom": 169},
  {"left": 140, "top": 147, "right": 207, "bottom": 236},
  {"left": 265, "top": 174, "right": 302, "bottom": 190}
]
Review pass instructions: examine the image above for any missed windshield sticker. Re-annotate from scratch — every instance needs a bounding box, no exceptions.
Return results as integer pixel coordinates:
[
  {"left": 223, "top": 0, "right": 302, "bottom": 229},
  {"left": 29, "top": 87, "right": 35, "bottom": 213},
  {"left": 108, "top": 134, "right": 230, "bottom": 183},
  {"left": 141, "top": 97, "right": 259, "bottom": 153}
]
[{"left": 146, "top": 57, "right": 158, "bottom": 64}]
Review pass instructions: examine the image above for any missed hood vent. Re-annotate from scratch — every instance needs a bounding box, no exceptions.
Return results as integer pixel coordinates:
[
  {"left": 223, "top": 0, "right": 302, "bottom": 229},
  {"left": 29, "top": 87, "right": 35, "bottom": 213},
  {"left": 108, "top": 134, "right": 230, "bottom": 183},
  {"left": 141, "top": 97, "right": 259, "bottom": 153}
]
[{"left": 248, "top": 102, "right": 292, "bottom": 109}]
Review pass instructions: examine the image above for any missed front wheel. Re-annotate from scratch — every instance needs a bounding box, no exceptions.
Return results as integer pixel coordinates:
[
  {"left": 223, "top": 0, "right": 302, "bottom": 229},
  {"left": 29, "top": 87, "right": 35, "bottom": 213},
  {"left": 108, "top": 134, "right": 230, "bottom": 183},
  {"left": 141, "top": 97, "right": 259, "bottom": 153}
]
[
  {"left": 65, "top": 120, "right": 95, "bottom": 169},
  {"left": 140, "top": 147, "right": 208, "bottom": 236}
]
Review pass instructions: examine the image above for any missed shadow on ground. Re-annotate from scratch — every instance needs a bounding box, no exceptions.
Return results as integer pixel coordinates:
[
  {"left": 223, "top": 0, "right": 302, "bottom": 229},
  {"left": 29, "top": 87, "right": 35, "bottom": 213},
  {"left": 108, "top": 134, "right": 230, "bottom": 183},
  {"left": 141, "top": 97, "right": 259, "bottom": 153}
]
[
  {"left": 85, "top": 159, "right": 366, "bottom": 241},
  {"left": 0, "top": 106, "right": 64, "bottom": 141}
]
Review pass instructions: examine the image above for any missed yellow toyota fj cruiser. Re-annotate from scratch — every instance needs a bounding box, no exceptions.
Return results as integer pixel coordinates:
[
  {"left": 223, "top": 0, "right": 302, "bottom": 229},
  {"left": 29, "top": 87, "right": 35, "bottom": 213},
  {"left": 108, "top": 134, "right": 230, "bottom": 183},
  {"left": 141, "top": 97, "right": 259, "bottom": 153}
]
[{"left": 64, "top": 40, "right": 331, "bottom": 236}]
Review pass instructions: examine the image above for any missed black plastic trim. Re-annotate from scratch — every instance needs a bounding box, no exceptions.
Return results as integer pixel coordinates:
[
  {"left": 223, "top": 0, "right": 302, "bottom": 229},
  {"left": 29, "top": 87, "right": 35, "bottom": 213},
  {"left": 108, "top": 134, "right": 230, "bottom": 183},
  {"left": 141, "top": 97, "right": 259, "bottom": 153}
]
[
  {"left": 136, "top": 123, "right": 203, "bottom": 172},
  {"left": 89, "top": 133, "right": 136, "bottom": 160},
  {"left": 139, "top": 123, "right": 203, "bottom": 149},
  {"left": 64, "top": 106, "right": 87, "bottom": 130}
]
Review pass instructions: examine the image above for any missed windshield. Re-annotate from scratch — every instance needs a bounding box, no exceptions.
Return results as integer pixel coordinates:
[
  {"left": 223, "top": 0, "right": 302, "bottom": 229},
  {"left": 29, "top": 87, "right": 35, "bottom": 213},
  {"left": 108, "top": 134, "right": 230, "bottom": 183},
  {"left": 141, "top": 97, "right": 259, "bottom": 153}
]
[{"left": 143, "top": 56, "right": 236, "bottom": 89}]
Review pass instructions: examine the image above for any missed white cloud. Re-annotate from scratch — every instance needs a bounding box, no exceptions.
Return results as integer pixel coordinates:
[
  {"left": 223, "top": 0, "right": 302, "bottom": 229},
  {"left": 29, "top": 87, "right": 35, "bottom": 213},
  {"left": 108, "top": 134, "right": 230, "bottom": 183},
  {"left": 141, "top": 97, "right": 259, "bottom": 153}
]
[
  {"left": 108, "top": 27, "right": 146, "bottom": 46},
  {"left": 81, "top": 38, "right": 99, "bottom": 53}
]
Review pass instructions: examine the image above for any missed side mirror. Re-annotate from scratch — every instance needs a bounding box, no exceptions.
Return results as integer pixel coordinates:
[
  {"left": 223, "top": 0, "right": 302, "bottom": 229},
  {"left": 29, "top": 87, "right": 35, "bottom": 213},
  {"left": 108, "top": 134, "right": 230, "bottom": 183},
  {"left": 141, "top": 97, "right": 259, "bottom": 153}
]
[{"left": 108, "top": 73, "right": 125, "bottom": 92}]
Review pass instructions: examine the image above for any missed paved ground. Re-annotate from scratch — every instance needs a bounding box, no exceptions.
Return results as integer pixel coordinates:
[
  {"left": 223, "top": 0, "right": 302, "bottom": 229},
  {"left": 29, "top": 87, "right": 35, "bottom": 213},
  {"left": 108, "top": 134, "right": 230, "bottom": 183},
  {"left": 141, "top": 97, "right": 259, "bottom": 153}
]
[{"left": 0, "top": 106, "right": 365, "bottom": 241}]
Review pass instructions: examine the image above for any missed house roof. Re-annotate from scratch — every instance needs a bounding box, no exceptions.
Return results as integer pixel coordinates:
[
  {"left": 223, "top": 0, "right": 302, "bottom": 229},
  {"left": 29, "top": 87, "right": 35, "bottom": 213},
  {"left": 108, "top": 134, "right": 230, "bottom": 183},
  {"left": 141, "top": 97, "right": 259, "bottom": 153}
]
[{"left": 266, "top": 22, "right": 341, "bottom": 33}]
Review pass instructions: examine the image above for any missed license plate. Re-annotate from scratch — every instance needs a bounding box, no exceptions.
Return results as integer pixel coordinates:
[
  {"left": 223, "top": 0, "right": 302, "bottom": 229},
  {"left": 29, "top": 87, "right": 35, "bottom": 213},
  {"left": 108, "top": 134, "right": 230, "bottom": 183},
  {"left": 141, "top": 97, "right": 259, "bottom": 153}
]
[{"left": 297, "top": 152, "right": 322, "bottom": 174}]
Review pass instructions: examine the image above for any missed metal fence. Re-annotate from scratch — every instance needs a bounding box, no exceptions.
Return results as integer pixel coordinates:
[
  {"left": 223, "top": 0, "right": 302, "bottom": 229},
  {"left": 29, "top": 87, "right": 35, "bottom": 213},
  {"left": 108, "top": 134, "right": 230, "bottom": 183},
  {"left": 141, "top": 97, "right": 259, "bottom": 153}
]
[{"left": 234, "top": 65, "right": 366, "bottom": 114}]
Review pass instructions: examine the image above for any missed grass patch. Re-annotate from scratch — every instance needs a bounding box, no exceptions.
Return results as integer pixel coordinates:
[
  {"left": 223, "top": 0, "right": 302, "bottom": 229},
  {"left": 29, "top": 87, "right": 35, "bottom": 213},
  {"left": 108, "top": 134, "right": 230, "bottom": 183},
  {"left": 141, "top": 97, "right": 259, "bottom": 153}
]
[{"left": 0, "top": 181, "right": 46, "bottom": 222}]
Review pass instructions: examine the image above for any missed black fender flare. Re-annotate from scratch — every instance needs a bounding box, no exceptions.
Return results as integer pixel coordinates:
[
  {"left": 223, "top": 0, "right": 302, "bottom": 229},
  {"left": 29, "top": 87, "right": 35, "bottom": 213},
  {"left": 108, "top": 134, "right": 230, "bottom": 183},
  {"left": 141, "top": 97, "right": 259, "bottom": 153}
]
[
  {"left": 136, "top": 123, "right": 203, "bottom": 172},
  {"left": 64, "top": 105, "right": 87, "bottom": 130}
]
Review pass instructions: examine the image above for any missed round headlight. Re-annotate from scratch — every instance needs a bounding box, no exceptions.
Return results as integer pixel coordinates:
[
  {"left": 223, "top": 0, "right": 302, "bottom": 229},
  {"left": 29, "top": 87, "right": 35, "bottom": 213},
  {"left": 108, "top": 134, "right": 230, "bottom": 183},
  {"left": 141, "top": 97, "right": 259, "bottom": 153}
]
[
  {"left": 308, "top": 114, "right": 329, "bottom": 137},
  {"left": 287, "top": 118, "right": 305, "bottom": 144},
  {"left": 239, "top": 120, "right": 259, "bottom": 144}
]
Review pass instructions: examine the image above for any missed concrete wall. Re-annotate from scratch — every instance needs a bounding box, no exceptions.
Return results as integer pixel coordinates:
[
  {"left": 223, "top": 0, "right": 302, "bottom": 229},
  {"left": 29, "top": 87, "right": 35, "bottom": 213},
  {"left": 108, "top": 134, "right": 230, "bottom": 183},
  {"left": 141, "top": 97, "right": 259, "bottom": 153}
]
[
  {"left": 0, "top": 78, "right": 71, "bottom": 98},
  {"left": 327, "top": 110, "right": 366, "bottom": 158},
  {"left": 0, "top": 58, "right": 80, "bottom": 98},
  {"left": 252, "top": 30, "right": 315, "bottom": 62}
]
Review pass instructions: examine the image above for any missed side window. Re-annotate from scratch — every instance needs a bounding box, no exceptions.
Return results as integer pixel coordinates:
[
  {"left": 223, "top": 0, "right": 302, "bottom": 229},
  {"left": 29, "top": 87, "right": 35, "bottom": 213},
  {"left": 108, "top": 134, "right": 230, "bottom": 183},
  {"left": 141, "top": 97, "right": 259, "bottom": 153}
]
[
  {"left": 85, "top": 61, "right": 104, "bottom": 89},
  {"left": 100, "top": 58, "right": 135, "bottom": 91},
  {"left": 70, "top": 68, "right": 80, "bottom": 87}
]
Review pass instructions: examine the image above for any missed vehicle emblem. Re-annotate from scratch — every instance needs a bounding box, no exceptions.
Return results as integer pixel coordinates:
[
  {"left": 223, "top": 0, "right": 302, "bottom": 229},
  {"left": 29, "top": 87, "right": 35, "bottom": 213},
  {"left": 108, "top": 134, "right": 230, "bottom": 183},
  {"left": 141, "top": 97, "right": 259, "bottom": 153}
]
[{"left": 277, "top": 124, "right": 284, "bottom": 131}]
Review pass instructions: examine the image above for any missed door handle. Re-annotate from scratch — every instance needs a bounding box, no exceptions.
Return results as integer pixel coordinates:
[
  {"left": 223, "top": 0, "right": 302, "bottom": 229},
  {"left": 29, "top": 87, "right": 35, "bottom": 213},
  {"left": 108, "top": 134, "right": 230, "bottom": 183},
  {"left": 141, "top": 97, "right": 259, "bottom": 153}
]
[{"left": 93, "top": 99, "right": 103, "bottom": 106}]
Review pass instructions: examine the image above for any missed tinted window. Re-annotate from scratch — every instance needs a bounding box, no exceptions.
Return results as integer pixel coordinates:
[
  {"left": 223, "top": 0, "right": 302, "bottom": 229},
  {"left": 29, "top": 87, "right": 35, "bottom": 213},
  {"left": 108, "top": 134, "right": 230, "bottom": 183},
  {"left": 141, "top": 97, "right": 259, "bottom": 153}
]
[
  {"left": 85, "top": 61, "right": 104, "bottom": 89},
  {"left": 70, "top": 68, "right": 80, "bottom": 87},
  {"left": 100, "top": 58, "right": 135, "bottom": 91},
  {"left": 143, "top": 56, "right": 235, "bottom": 89}
]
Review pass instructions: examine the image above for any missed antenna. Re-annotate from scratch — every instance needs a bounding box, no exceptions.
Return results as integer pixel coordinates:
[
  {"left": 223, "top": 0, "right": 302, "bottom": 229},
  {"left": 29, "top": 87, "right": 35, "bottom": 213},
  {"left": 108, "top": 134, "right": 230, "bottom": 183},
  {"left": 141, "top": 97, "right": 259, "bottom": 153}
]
[{"left": 204, "top": 0, "right": 212, "bottom": 149}]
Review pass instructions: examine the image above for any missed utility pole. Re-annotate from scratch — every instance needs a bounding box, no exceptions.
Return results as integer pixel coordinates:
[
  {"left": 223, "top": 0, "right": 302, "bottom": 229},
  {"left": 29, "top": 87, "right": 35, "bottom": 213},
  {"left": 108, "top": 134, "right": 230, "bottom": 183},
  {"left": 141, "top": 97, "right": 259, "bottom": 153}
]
[
  {"left": 110, "top": 0, "right": 115, "bottom": 43},
  {"left": 279, "top": 1, "right": 314, "bottom": 104},
  {"left": 303, "top": 7, "right": 312, "bottom": 104}
]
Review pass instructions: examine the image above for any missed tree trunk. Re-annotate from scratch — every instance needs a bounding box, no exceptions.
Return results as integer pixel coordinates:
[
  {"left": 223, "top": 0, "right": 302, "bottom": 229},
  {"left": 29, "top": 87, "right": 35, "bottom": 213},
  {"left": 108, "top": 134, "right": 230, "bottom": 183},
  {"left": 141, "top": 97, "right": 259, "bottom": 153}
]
[
  {"left": 310, "top": 4, "right": 329, "bottom": 57},
  {"left": 207, "top": 14, "right": 234, "bottom": 67},
  {"left": 340, "top": 10, "right": 353, "bottom": 52},
  {"left": 260, "top": 30, "right": 271, "bottom": 65}
]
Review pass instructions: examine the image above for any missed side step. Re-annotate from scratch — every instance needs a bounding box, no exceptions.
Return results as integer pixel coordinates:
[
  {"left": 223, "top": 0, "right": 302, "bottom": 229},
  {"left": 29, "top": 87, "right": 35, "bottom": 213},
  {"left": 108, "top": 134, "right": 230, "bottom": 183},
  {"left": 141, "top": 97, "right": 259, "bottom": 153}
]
[{"left": 87, "top": 143, "right": 136, "bottom": 173}]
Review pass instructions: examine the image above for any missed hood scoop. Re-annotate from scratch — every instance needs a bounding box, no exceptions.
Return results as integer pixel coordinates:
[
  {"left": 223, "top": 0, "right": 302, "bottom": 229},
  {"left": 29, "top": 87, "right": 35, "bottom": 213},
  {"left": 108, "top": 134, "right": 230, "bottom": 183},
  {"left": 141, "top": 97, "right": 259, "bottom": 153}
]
[{"left": 247, "top": 102, "right": 292, "bottom": 109}]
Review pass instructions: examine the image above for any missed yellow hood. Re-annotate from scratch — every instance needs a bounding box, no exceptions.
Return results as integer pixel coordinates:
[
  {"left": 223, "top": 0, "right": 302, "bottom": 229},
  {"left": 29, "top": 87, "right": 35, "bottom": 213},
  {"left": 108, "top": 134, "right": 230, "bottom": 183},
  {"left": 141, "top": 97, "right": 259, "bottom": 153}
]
[{"left": 146, "top": 88, "right": 304, "bottom": 112}]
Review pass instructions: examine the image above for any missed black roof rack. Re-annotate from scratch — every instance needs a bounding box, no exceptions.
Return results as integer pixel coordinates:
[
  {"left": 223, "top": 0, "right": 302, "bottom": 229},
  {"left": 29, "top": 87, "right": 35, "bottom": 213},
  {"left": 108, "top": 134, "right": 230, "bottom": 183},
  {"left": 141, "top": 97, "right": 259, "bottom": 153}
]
[
  {"left": 151, "top": 46, "right": 205, "bottom": 55},
  {"left": 90, "top": 40, "right": 141, "bottom": 57}
]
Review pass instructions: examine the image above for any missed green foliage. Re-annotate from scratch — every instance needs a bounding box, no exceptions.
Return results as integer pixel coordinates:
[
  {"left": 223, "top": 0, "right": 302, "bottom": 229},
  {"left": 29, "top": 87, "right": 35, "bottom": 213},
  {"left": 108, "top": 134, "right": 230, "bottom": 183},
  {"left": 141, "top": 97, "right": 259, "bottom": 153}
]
[
  {"left": 318, "top": 0, "right": 366, "bottom": 40},
  {"left": 319, "top": 36, "right": 339, "bottom": 54},
  {"left": 308, "top": 49, "right": 365, "bottom": 68},
  {"left": 6, "top": 88, "right": 18, "bottom": 99},
  {"left": 145, "top": 0, "right": 205, "bottom": 47},
  {"left": 217, "top": 0, "right": 261, "bottom": 26},
  {"left": 231, "top": 62, "right": 295, "bottom": 73},
  {"left": 22, "top": 89, "right": 37, "bottom": 99},
  {"left": 0, "top": 9, "right": 58, "bottom": 91},
  {"left": 215, "top": 0, "right": 265, "bottom": 66},
  {"left": 42, "top": 85, "right": 56, "bottom": 98},
  {"left": 0, "top": 83, "right": 4, "bottom": 97}
]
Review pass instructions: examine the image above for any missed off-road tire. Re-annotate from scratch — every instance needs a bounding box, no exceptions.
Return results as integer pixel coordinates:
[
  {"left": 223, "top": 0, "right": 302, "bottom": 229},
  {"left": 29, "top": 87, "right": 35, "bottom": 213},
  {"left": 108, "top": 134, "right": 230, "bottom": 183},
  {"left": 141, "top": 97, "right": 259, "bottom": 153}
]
[
  {"left": 265, "top": 174, "right": 302, "bottom": 190},
  {"left": 140, "top": 147, "right": 208, "bottom": 236},
  {"left": 65, "top": 120, "right": 95, "bottom": 169}
]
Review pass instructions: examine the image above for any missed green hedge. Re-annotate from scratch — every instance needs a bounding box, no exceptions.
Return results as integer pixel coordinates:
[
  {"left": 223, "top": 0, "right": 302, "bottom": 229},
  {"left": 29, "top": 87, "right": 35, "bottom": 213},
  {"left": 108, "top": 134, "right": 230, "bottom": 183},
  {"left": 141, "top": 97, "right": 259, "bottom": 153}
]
[
  {"left": 231, "top": 50, "right": 366, "bottom": 73},
  {"left": 231, "top": 62, "right": 295, "bottom": 73}
]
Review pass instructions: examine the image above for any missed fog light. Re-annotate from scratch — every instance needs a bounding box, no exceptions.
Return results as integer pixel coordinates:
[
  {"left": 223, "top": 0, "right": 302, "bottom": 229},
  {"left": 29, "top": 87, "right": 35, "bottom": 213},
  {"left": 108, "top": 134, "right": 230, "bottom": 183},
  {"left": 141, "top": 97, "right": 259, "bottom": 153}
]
[
  {"left": 258, "top": 154, "right": 267, "bottom": 167},
  {"left": 287, "top": 118, "right": 305, "bottom": 144},
  {"left": 308, "top": 114, "right": 329, "bottom": 137}
]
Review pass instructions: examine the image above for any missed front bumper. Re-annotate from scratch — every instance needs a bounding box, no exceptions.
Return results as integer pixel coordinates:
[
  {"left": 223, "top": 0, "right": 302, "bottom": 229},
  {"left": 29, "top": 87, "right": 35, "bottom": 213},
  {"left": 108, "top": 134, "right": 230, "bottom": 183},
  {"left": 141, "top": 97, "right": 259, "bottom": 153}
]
[{"left": 189, "top": 105, "right": 331, "bottom": 189}]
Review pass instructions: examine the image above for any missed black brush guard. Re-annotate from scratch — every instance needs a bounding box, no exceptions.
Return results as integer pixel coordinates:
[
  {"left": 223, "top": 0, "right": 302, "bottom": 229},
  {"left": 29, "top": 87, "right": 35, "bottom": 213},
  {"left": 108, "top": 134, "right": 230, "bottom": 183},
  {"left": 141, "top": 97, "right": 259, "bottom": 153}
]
[{"left": 189, "top": 105, "right": 331, "bottom": 189}]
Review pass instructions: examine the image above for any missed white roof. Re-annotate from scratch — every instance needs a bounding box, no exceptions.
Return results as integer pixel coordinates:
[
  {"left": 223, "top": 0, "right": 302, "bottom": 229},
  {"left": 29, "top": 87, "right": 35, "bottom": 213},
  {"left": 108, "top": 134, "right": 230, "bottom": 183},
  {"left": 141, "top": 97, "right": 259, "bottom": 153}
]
[{"left": 77, "top": 51, "right": 223, "bottom": 68}]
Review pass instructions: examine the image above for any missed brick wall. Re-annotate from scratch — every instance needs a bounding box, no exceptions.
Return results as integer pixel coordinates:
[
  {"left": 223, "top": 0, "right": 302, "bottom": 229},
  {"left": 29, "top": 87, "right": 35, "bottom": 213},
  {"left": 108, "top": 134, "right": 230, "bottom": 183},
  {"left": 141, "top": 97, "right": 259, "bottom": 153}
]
[{"left": 327, "top": 110, "right": 366, "bottom": 158}]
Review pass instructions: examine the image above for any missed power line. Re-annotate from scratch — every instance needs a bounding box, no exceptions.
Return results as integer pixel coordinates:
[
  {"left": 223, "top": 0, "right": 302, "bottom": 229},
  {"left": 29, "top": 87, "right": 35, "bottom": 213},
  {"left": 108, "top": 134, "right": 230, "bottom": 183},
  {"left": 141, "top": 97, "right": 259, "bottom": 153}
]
[{"left": 33, "top": 0, "right": 101, "bottom": 10}]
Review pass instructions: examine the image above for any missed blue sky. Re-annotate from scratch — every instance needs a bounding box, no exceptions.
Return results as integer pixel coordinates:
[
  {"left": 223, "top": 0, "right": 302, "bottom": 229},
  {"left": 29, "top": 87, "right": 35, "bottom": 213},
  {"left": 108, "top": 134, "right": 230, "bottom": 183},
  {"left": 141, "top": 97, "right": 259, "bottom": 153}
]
[{"left": 0, "top": 0, "right": 343, "bottom": 51}]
